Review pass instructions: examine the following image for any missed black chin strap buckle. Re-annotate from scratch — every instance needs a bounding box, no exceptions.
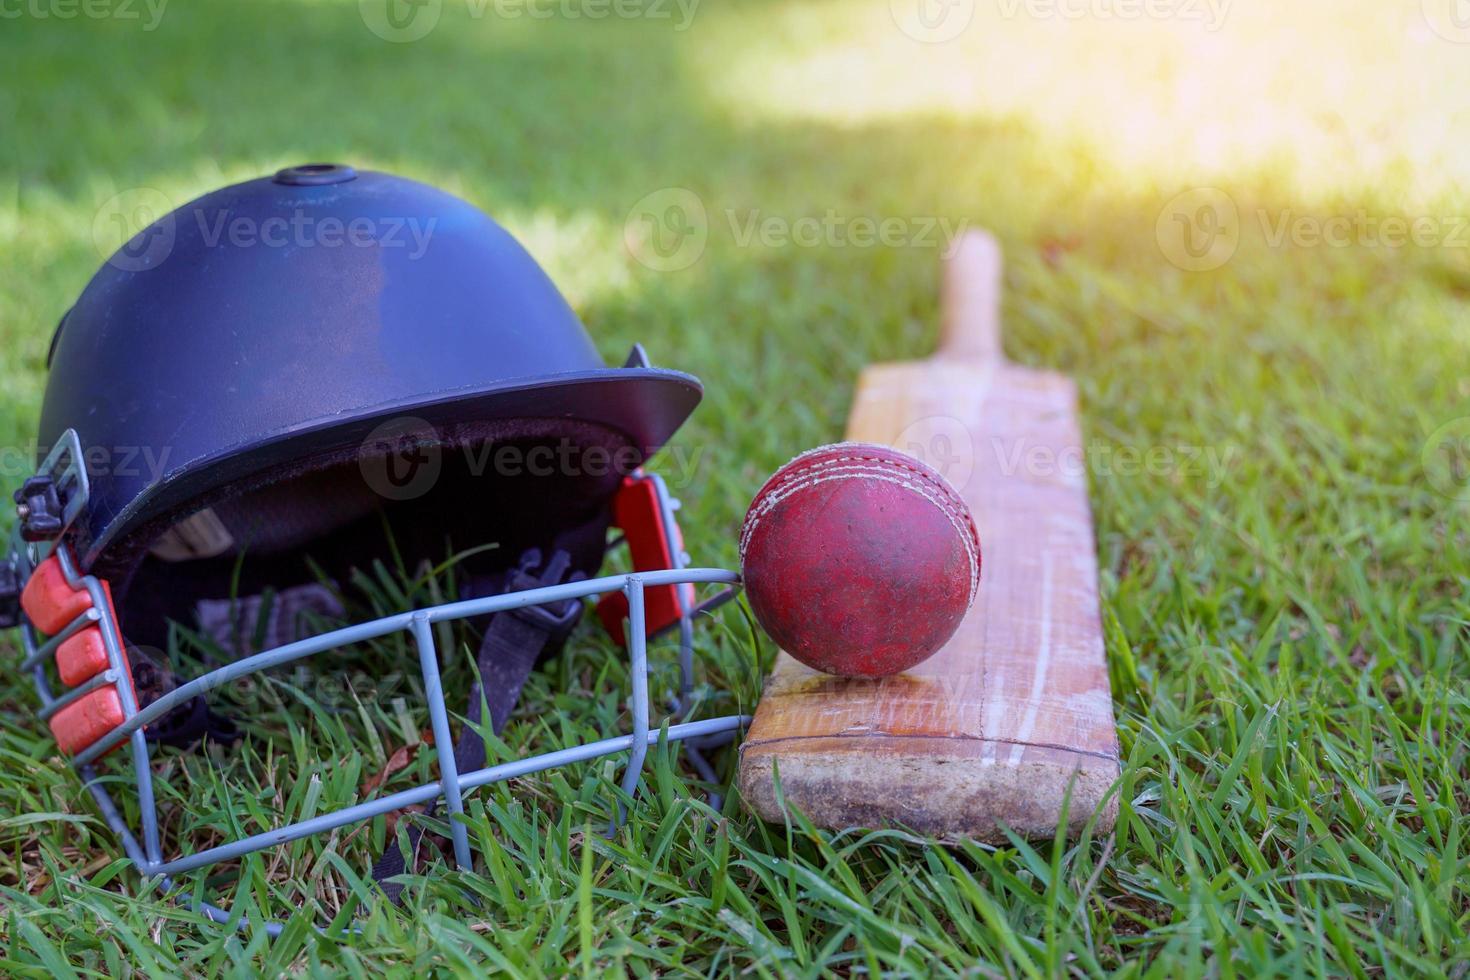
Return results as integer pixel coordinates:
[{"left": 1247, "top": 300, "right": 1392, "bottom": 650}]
[
  {"left": 503, "top": 548, "right": 584, "bottom": 643},
  {"left": 14, "top": 475, "right": 65, "bottom": 543},
  {"left": 130, "top": 649, "right": 242, "bottom": 749}
]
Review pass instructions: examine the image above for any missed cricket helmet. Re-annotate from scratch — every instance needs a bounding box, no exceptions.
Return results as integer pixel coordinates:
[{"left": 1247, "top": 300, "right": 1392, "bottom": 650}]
[{"left": 2, "top": 165, "right": 743, "bottom": 931}]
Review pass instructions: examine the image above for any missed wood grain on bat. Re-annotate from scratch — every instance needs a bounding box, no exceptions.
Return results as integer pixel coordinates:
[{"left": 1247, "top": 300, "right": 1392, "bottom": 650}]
[{"left": 738, "top": 232, "right": 1120, "bottom": 840}]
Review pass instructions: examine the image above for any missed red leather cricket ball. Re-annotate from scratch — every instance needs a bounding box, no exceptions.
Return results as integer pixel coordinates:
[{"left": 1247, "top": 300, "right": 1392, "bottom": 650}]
[{"left": 739, "top": 442, "right": 981, "bottom": 678}]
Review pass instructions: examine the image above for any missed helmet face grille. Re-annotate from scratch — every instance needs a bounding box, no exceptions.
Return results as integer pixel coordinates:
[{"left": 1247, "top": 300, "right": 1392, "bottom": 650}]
[{"left": 13, "top": 541, "right": 743, "bottom": 936}]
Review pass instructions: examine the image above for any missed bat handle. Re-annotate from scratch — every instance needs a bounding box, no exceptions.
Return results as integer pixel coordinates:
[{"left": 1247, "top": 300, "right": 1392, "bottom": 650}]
[{"left": 938, "top": 230, "right": 1004, "bottom": 363}]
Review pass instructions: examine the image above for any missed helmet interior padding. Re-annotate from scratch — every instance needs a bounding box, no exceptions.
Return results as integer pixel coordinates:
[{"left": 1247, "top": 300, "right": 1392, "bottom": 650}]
[{"left": 114, "top": 417, "right": 635, "bottom": 653}]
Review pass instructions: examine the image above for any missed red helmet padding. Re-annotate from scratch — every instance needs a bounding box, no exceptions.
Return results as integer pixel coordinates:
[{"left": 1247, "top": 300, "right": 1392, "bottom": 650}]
[
  {"left": 49, "top": 687, "right": 126, "bottom": 756},
  {"left": 21, "top": 555, "right": 135, "bottom": 755},
  {"left": 20, "top": 556, "right": 96, "bottom": 636},
  {"left": 596, "top": 475, "right": 697, "bottom": 646},
  {"left": 57, "top": 627, "right": 112, "bottom": 687}
]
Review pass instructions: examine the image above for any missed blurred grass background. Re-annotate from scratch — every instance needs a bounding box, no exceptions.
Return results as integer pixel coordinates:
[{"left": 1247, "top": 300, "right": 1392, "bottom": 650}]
[{"left": 1, "top": 0, "right": 1468, "bottom": 974}]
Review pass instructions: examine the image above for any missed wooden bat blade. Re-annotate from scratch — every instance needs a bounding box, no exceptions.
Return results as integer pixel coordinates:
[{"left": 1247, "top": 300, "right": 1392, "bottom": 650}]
[{"left": 737, "top": 233, "right": 1120, "bottom": 841}]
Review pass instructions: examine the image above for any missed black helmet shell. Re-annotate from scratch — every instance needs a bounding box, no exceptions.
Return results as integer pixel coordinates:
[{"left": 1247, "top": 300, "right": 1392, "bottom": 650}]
[{"left": 41, "top": 165, "right": 700, "bottom": 573}]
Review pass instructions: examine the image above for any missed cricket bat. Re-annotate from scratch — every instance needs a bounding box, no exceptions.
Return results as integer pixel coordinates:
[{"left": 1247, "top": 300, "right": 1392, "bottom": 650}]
[{"left": 737, "top": 231, "right": 1121, "bottom": 841}]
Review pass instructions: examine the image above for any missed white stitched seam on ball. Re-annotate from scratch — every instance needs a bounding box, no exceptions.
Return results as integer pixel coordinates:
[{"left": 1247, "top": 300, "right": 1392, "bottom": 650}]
[
  {"left": 740, "top": 466, "right": 981, "bottom": 608},
  {"left": 744, "top": 464, "right": 977, "bottom": 568},
  {"left": 741, "top": 468, "right": 980, "bottom": 609},
  {"left": 742, "top": 459, "right": 974, "bottom": 558},
  {"left": 754, "top": 444, "right": 970, "bottom": 512},
  {"left": 750, "top": 451, "right": 970, "bottom": 520},
  {"left": 742, "top": 447, "right": 982, "bottom": 598},
  {"left": 746, "top": 455, "right": 974, "bottom": 546}
]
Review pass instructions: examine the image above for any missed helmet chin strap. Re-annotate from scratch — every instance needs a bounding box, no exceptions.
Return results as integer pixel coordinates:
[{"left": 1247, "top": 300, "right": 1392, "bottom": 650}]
[
  {"left": 370, "top": 547, "right": 584, "bottom": 902},
  {"left": 129, "top": 650, "right": 240, "bottom": 749}
]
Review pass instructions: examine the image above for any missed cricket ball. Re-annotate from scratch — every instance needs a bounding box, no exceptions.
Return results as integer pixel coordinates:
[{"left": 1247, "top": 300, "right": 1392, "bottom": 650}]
[{"left": 739, "top": 442, "right": 981, "bottom": 678}]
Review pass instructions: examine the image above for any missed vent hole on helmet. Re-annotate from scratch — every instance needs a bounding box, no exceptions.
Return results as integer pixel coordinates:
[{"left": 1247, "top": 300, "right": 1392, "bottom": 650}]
[{"left": 273, "top": 164, "right": 357, "bottom": 187}]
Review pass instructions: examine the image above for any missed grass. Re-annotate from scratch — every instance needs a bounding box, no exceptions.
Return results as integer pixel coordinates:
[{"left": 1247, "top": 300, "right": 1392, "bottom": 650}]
[{"left": 2, "top": 0, "right": 1469, "bottom": 974}]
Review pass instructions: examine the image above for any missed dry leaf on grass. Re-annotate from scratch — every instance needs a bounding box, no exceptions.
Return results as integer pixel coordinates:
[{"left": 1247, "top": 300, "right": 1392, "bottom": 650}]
[{"left": 360, "top": 731, "right": 435, "bottom": 796}]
